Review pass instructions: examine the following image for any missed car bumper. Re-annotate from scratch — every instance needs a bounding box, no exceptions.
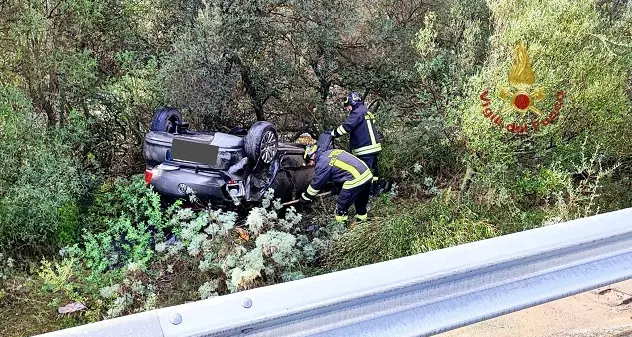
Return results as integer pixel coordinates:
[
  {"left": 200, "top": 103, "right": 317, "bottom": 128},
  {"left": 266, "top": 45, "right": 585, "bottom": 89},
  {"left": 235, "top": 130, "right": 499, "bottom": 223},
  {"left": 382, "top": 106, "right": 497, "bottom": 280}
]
[{"left": 145, "top": 164, "right": 235, "bottom": 204}]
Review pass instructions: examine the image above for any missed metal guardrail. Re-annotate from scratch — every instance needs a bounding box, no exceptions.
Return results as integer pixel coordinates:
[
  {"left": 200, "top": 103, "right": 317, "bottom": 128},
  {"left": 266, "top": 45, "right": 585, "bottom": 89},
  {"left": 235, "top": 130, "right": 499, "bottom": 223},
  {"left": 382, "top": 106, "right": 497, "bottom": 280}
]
[{"left": 36, "top": 208, "right": 632, "bottom": 337}]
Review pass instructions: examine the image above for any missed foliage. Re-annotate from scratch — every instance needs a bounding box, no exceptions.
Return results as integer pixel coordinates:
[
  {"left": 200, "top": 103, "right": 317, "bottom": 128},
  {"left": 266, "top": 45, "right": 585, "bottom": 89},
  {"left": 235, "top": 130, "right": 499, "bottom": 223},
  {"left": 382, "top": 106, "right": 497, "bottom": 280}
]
[
  {"left": 159, "top": 0, "right": 360, "bottom": 130},
  {"left": 0, "top": 85, "right": 92, "bottom": 254},
  {"left": 79, "top": 175, "right": 181, "bottom": 280},
  {"left": 84, "top": 175, "right": 180, "bottom": 235},
  {"left": 458, "top": 0, "right": 632, "bottom": 203},
  {"left": 35, "top": 187, "right": 332, "bottom": 321},
  {"left": 57, "top": 203, "right": 81, "bottom": 246},
  {"left": 162, "top": 189, "right": 318, "bottom": 296},
  {"left": 0, "top": 253, "right": 16, "bottom": 281},
  {"left": 38, "top": 255, "right": 89, "bottom": 305},
  {"left": 0, "top": 0, "right": 153, "bottom": 126},
  {"left": 375, "top": 0, "right": 491, "bottom": 182},
  {"left": 541, "top": 137, "right": 621, "bottom": 224},
  {"left": 1, "top": 0, "right": 632, "bottom": 334},
  {"left": 328, "top": 191, "right": 499, "bottom": 270},
  {"left": 91, "top": 53, "right": 163, "bottom": 175}
]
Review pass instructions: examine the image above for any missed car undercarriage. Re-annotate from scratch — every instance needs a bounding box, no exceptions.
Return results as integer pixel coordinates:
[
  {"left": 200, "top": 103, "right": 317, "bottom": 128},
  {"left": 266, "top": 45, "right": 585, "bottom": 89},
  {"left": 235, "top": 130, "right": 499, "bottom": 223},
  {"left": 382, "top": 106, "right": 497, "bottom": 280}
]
[{"left": 143, "top": 107, "right": 324, "bottom": 209}]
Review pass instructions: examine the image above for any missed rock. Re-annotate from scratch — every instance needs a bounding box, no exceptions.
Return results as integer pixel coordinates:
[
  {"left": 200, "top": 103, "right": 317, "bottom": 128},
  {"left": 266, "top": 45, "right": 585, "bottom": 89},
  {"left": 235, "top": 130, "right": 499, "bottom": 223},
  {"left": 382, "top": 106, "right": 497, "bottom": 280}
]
[
  {"left": 619, "top": 296, "right": 632, "bottom": 306},
  {"left": 593, "top": 287, "right": 612, "bottom": 295},
  {"left": 58, "top": 302, "right": 87, "bottom": 314}
]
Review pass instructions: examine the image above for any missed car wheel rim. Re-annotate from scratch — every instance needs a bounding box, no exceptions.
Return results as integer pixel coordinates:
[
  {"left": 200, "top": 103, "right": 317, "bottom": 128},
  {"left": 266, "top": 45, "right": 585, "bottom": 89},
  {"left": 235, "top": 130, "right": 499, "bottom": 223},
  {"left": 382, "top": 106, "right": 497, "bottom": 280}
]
[
  {"left": 251, "top": 157, "right": 279, "bottom": 192},
  {"left": 260, "top": 131, "right": 277, "bottom": 164}
]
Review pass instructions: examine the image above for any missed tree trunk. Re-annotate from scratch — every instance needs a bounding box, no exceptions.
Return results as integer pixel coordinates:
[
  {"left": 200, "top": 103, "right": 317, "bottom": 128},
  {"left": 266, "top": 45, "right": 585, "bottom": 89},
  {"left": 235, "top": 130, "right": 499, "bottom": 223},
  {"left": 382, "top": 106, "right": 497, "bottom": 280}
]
[
  {"left": 460, "top": 162, "right": 475, "bottom": 193},
  {"left": 39, "top": 95, "right": 57, "bottom": 128},
  {"left": 253, "top": 101, "right": 265, "bottom": 121},
  {"left": 233, "top": 56, "right": 266, "bottom": 121}
]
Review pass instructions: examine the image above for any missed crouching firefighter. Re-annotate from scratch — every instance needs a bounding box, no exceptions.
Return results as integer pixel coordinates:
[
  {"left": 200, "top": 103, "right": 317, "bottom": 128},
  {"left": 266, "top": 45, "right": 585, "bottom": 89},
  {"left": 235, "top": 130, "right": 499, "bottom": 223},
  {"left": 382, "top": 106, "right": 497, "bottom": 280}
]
[
  {"left": 330, "top": 91, "right": 382, "bottom": 195},
  {"left": 300, "top": 133, "right": 373, "bottom": 225}
]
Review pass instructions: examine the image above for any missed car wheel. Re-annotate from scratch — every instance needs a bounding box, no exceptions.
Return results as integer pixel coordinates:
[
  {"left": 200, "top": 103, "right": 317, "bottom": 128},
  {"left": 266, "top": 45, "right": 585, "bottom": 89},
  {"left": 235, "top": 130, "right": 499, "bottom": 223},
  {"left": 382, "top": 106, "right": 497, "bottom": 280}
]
[
  {"left": 150, "top": 107, "right": 182, "bottom": 133},
  {"left": 245, "top": 157, "right": 280, "bottom": 203},
  {"left": 244, "top": 121, "right": 278, "bottom": 165}
]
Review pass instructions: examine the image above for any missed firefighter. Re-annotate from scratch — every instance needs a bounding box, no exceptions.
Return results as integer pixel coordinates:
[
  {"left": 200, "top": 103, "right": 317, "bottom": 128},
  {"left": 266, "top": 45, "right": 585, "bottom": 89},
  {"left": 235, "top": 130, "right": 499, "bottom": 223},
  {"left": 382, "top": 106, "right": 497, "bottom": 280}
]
[
  {"left": 330, "top": 91, "right": 382, "bottom": 195},
  {"left": 300, "top": 132, "right": 373, "bottom": 225}
]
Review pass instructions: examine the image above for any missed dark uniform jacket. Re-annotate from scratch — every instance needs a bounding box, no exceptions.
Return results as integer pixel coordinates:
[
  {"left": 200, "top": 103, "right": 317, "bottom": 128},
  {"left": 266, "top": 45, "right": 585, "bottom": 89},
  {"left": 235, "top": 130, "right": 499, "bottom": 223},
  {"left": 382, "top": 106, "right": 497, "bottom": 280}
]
[
  {"left": 331, "top": 104, "right": 382, "bottom": 156},
  {"left": 303, "top": 149, "right": 373, "bottom": 198}
]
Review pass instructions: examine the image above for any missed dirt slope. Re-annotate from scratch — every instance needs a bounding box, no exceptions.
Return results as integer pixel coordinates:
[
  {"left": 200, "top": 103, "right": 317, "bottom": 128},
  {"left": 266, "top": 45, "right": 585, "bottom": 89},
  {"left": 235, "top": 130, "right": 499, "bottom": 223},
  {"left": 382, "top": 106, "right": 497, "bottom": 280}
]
[{"left": 437, "top": 280, "right": 632, "bottom": 337}]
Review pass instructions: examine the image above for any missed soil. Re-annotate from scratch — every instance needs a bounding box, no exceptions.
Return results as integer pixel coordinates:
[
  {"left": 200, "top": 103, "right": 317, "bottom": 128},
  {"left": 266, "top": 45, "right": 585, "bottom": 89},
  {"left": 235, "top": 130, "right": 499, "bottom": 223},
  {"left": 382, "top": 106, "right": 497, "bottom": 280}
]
[{"left": 437, "top": 280, "right": 632, "bottom": 337}]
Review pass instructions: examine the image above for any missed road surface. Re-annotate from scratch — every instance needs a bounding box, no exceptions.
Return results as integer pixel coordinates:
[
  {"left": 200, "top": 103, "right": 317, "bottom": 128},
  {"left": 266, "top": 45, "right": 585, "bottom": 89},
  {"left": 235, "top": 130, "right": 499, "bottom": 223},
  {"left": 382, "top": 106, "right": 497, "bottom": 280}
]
[{"left": 438, "top": 280, "right": 632, "bottom": 337}]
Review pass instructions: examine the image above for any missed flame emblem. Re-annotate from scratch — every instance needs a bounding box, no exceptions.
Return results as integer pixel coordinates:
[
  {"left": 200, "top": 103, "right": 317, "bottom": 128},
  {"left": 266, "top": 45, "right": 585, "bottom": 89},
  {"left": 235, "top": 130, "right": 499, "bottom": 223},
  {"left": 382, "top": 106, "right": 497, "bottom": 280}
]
[
  {"left": 498, "top": 42, "right": 545, "bottom": 116},
  {"left": 508, "top": 43, "right": 535, "bottom": 89},
  {"left": 479, "top": 41, "right": 565, "bottom": 134}
]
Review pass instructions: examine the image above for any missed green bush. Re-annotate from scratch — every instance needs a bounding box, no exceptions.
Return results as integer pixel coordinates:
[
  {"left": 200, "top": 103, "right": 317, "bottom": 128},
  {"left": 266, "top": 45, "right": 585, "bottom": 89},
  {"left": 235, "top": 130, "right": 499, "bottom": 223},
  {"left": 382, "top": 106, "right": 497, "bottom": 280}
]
[
  {"left": 36, "top": 188, "right": 334, "bottom": 322},
  {"left": 456, "top": 0, "right": 632, "bottom": 204},
  {"left": 513, "top": 165, "right": 568, "bottom": 208},
  {"left": 377, "top": 105, "right": 461, "bottom": 183},
  {"left": 84, "top": 175, "right": 176, "bottom": 235},
  {"left": 328, "top": 191, "right": 499, "bottom": 270},
  {"left": 79, "top": 175, "right": 182, "bottom": 281},
  {"left": 57, "top": 203, "right": 81, "bottom": 246},
  {"left": 0, "top": 85, "right": 91, "bottom": 255},
  {"left": 37, "top": 177, "right": 182, "bottom": 321},
  {"left": 375, "top": 0, "right": 491, "bottom": 183}
]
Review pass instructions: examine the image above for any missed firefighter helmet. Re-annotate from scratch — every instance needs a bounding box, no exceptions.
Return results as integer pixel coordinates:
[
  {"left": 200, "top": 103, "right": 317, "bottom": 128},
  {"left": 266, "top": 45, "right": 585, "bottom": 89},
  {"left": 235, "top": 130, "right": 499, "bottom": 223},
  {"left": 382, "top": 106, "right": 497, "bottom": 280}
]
[{"left": 343, "top": 91, "right": 363, "bottom": 108}]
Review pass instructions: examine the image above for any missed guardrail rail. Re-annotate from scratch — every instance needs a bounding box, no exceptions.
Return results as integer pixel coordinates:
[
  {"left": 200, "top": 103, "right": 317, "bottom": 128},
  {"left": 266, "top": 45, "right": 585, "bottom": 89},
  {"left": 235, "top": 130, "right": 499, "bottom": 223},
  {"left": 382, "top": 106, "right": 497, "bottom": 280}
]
[{"left": 36, "top": 208, "right": 632, "bottom": 337}]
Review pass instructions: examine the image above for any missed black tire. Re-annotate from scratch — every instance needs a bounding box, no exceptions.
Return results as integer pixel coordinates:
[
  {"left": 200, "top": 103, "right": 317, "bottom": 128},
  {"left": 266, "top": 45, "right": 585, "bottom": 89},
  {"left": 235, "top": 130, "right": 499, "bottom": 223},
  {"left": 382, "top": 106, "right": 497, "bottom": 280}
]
[
  {"left": 244, "top": 121, "right": 278, "bottom": 165},
  {"left": 150, "top": 107, "right": 182, "bottom": 133}
]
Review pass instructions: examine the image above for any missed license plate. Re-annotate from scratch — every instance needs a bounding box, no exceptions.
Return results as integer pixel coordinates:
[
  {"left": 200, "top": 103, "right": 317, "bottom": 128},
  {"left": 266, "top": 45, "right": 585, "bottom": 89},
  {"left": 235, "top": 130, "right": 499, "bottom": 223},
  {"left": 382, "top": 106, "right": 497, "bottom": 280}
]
[{"left": 171, "top": 138, "right": 219, "bottom": 166}]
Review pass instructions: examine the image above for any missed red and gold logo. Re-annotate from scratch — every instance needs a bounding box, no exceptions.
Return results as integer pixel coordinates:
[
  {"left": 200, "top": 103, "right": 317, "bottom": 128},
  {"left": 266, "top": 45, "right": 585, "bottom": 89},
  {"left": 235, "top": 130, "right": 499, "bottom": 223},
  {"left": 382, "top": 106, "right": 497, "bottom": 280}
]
[{"left": 480, "top": 42, "right": 565, "bottom": 133}]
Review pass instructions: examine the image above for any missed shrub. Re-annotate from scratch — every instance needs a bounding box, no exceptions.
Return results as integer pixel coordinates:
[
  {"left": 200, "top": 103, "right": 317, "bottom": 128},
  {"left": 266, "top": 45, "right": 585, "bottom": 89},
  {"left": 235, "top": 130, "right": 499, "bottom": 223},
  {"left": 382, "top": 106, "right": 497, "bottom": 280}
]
[
  {"left": 541, "top": 137, "right": 620, "bottom": 225},
  {"left": 163, "top": 189, "right": 317, "bottom": 297},
  {"left": 373, "top": 0, "right": 491, "bottom": 187},
  {"left": 84, "top": 175, "right": 179, "bottom": 235},
  {"left": 457, "top": 0, "right": 632, "bottom": 204},
  {"left": 0, "top": 253, "right": 15, "bottom": 281},
  {"left": 0, "top": 85, "right": 91, "bottom": 255},
  {"left": 80, "top": 175, "right": 181, "bottom": 282},
  {"left": 328, "top": 191, "right": 499, "bottom": 270},
  {"left": 58, "top": 203, "right": 81, "bottom": 246},
  {"left": 514, "top": 166, "right": 568, "bottom": 207},
  {"left": 37, "top": 187, "right": 334, "bottom": 322}
]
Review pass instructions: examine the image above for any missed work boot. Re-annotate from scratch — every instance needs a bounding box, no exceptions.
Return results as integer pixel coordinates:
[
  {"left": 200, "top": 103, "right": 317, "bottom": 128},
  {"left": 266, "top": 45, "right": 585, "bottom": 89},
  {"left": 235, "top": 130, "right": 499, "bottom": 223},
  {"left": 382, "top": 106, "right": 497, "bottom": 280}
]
[{"left": 335, "top": 214, "right": 349, "bottom": 226}]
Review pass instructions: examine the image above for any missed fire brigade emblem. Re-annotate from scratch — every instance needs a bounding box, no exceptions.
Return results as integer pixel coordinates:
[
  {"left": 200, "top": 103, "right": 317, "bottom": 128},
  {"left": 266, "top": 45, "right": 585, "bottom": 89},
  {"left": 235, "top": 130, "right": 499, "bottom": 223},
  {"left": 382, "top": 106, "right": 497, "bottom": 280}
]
[{"left": 480, "top": 42, "right": 565, "bottom": 133}]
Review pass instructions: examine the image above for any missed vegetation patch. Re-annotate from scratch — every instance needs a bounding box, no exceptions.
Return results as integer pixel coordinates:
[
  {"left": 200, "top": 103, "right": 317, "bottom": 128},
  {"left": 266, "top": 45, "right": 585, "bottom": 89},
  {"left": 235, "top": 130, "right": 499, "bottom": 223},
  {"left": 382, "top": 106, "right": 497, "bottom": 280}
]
[{"left": 0, "top": 0, "right": 630, "bottom": 335}]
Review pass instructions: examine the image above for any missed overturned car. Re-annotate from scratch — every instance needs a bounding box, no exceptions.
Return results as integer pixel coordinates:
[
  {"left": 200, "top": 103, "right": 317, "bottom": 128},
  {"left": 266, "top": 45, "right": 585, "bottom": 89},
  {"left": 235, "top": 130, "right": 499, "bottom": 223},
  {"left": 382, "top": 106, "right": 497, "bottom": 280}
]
[{"left": 143, "top": 108, "right": 326, "bottom": 209}]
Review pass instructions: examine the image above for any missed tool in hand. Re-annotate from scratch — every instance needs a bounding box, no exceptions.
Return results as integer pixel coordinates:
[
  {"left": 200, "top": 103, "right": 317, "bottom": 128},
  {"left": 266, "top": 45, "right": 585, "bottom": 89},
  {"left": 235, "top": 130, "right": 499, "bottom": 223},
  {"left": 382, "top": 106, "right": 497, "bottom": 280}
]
[{"left": 281, "top": 191, "right": 332, "bottom": 206}]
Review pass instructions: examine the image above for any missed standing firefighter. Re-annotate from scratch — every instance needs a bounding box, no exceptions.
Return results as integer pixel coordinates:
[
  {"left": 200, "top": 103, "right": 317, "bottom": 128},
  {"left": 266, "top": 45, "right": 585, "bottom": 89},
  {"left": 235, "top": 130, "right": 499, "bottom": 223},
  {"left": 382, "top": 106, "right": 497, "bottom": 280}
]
[
  {"left": 300, "top": 133, "right": 373, "bottom": 225},
  {"left": 330, "top": 91, "right": 382, "bottom": 195}
]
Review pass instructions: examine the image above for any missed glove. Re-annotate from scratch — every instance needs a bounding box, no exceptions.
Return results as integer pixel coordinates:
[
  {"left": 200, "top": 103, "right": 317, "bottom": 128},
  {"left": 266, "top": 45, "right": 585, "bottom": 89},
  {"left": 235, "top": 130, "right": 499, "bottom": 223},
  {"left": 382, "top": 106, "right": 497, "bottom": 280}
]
[{"left": 299, "top": 193, "right": 313, "bottom": 205}]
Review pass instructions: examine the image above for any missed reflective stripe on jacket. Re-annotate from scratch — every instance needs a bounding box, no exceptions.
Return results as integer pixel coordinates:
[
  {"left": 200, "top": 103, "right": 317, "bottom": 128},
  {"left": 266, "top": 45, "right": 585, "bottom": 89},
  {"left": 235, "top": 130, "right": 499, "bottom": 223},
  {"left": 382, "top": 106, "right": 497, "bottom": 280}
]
[
  {"left": 305, "top": 149, "right": 373, "bottom": 197},
  {"left": 331, "top": 104, "right": 382, "bottom": 156}
]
